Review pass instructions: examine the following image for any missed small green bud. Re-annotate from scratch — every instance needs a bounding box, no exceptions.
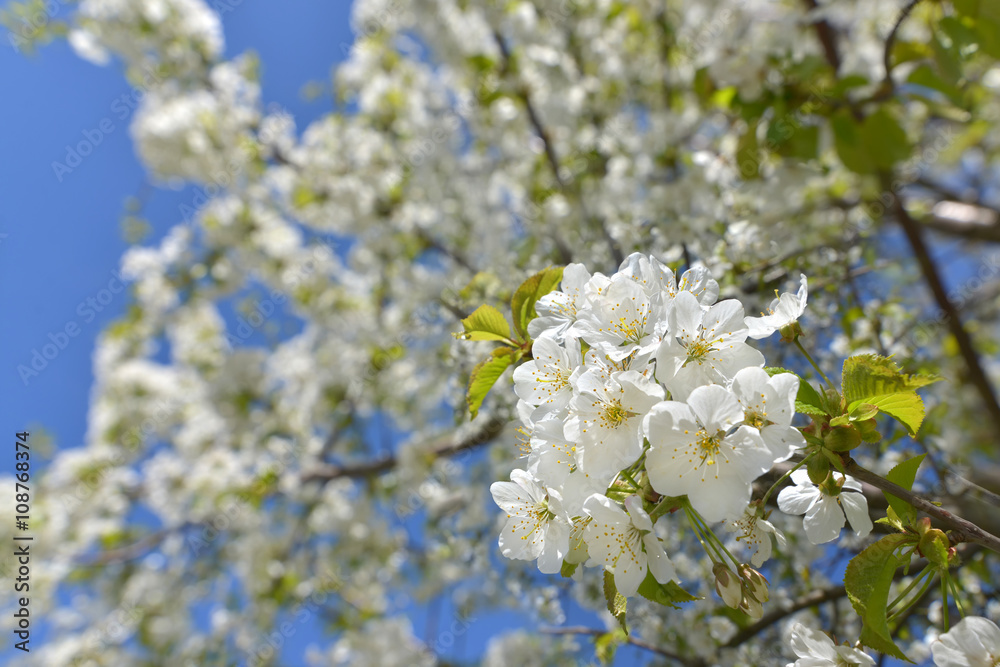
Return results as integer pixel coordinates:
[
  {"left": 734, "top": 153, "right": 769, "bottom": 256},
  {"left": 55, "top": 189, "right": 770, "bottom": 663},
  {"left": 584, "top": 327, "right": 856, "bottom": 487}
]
[
  {"left": 855, "top": 418, "right": 881, "bottom": 443},
  {"left": 824, "top": 425, "right": 862, "bottom": 452},
  {"left": 807, "top": 453, "right": 831, "bottom": 485}
]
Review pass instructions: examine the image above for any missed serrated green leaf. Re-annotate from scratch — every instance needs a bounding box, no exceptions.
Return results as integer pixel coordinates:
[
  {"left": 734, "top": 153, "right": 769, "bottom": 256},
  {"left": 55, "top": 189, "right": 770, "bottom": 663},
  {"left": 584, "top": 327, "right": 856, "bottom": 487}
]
[
  {"left": 456, "top": 304, "right": 513, "bottom": 343},
  {"left": 845, "top": 534, "right": 915, "bottom": 662},
  {"left": 765, "top": 366, "right": 794, "bottom": 377},
  {"left": 510, "top": 266, "right": 564, "bottom": 340},
  {"left": 842, "top": 354, "right": 941, "bottom": 403},
  {"left": 829, "top": 413, "right": 851, "bottom": 427},
  {"left": 594, "top": 629, "right": 626, "bottom": 665},
  {"left": 796, "top": 401, "right": 829, "bottom": 416},
  {"left": 560, "top": 560, "right": 579, "bottom": 578},
  {"left": 850, "top": 403, "right": 879, "bottom": 422},
  {"left": 883, "top": 453, "right": 926, "bottom": 526},
  {"left": 636, "top": 571, "right": 700, "bottom": 608},
  {"left": 857, "top": 393, "right": 926, "bottom": 435},
  {"left": 466, "top": 348, "right": 517, "bottom": 417},
  {"left": 603, "top": 570, "right": 628, "bottom": 634},
  {"left": 796, "top": 378, "right": 827, "bottom": 415}
]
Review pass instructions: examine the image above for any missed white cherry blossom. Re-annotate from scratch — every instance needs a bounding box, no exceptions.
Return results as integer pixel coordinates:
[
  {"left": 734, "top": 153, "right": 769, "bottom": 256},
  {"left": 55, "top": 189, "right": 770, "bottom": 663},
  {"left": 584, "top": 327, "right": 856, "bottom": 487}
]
[
  {"left": 747, "top": 274, "right": 809, "bottom": 340},
  {"left": 730, "top": 366, "right": 806, "bottom": 463},
  {"left": 724, "top": 505, "right": 787, "bottom": 567},
  {"left": 490, "top": 469, "right": 571, "bottom": 574},
  {"left": 574, "top": 276, "right": 665, "bottom": 361},
  {"left": 777, "top": 470, "right": 873, "bottom": 545},
  {"left": 513, "top": 336, "right": 582, "bottom": 417},
  {"left": 583, "top": 494, "right": 677, "bottom": 597},
  {"left": 656, "top": 292, "right": 764, "bottom": 401},
  {"left": 565, "top": 369, "right": 664, "bottom": 482},
  {"left": 644, "top": 385, "right": 776, "bottom": 522},
  {"left": 786, "top": 623, "right": 875, "bottom": 666},
  {"left": 528, "top": 263, "right": 592, "bottom": 341},
  {"left": 932, "top": 616, "right": 1000, "bottom": 667}
]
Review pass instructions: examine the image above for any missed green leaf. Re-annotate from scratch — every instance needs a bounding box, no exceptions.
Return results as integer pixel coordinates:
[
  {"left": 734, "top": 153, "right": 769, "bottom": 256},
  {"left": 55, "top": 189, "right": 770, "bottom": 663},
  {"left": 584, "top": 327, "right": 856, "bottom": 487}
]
[
  {"left": 845, "top": 534, "right": 915, "bottom": 662},
  {"left": 841, "top": 354, "right": 941, "bottom": 404},
  {"left": 883, "top": 453, "right": 926, "bottom": 526},
  {"left": 849, "top": 403, "right": 879, "bottom": 422},
  {"left": 466, "top": 348, "right": 518, "bottom": 417},
  {"left": 603, "top": 570, "right": 628, "bottom": 634},
  {"left": 764, "top": 366, "right": 794, "bottom": 377},
  {"left": 636, "top": 571, "right": 700, "bottom": 608},
  {"left": 832, "top": 109, "right": 875, "bottom": 175},
  {"left": 737, "top": 118, "right": 761, "bottom": 180},
  {"left": 455, "top": 304, "right": 513, "bottom": 343},
  {"left": 510, "top": 266, "right": 564, "bottom": 340},
  {"left": 852, "top": 392, "right": 926, "bottom": 435},
  {"left": 831, "top": 109, "right": 910, "bottom": 174},
  {"left": 560, "top": 560, "right": 579, "bottom": 578},
  {"left": 864, "top": 108, "right": 911, "bottom": 170},
  {"left": 795, "top": 378, "right": 827, "bottom": 416},
  {"left": 594, "top": 629, "right": 626, "bottom": 665}
]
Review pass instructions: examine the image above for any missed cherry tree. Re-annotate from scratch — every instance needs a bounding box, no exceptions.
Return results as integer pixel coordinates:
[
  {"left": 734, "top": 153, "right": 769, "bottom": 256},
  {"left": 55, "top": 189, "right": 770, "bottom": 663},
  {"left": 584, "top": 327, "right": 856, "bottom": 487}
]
[{"left": 6, "top": 0, "right": 1000, "bottom": 664}]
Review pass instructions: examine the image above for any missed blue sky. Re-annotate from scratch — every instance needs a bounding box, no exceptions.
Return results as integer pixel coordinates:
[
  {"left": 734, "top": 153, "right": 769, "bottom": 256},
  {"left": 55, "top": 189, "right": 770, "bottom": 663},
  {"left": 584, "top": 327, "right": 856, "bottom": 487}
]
[{"left": 0, "top": 3, "right": 628, "bottom": 665}]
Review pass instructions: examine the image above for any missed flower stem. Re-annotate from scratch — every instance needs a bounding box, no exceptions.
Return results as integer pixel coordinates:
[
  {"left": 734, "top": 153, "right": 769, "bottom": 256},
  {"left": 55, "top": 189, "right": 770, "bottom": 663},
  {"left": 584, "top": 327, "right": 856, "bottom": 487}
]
[
  {"left": 619, "top": 469, "right": 641, "bottom": 493},
  {"left": 685, "top": 502, "right": 741, "bottom": 569},
  {"left": 761, "top": 451, "right": 815, "bottom": 508},
  {"left": 887, "top": 564, "right": 932, "bottom": 613},
  {"left": 947, "top": 573, "right": 967, "bottom": 618},
  {"left": 794, "top": 339, "right": 835, "bottom": 391},
  {"left": 683, "top": 504, "right": 724, "bottom": 564},
  {"left": 941, "top": 576, "right": 950, "bottom": 632},
  {"left": 888, "top": 571, "right": 936, "bottom": 623}
]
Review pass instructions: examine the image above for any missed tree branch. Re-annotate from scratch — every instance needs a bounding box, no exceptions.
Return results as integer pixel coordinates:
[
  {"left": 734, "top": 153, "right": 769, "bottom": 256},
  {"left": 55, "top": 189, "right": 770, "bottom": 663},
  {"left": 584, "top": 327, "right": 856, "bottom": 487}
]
[
  {"left": 884, "top": 179, "right": 1000, "bottom": 437},
  {"left": 801, "top": 0, "right": 841, "bottom": 73},
  {"left": 722, "top": 584, "right": 847, "bottom": 649},
  {"left": 491, "top": 29, "right": 623, "bottom": 267},
  {"left": 542, "top": 626, "right": 703, "bottom": 666},
  {"left": 883, "top": 0, "right": 923, "bottom": 87},
  {"left": 300, "top": 417, "right": 507, "bottom": 484},
  {"left": 845, "top": 458, "right": 1000, "bottom": 554}
]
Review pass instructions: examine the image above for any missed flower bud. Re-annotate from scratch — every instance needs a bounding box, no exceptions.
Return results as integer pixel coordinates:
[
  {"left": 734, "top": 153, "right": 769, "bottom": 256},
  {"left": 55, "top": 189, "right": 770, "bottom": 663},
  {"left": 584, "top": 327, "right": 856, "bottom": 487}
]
[
  {"left": 740, "top": 593, "right": 764, "bottom": 620},
  {"left": 855, "top": 418, "right": 881, "bottom": 443},
  {"left": 713, "top": 563, "right": 742, "bottom": 609},
  {"left": 824, "top": 424, "right": 862, "bottom": 452},
  {"left": 739, "top": 564, "right": 769, "bottom": 603}
]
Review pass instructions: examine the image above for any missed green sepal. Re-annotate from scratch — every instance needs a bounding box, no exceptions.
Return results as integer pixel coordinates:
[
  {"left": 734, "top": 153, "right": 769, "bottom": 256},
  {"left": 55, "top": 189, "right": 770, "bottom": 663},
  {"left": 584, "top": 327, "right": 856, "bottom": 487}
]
[
  {"left": 603, "top": 570, "right": 628, "bottom": 634},
  {"left": 636, "top": 571, "right": 700, "bottom": 608}
]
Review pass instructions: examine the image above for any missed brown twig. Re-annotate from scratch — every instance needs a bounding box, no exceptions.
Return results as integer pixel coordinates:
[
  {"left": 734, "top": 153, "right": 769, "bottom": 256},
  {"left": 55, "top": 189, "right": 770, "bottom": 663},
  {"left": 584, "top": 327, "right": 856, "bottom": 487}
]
[
  {"left": 884, "top": 178, "right": 1000, "bottom": 438},
  {"left": 542, "top": 626, "right": 704, "bottom": 666},
  {"left": 845, "top": 458, "right": 1000, "bottom": 555},
  {"left": 300, "top": 417, "right": 507, "bottom": 484}
]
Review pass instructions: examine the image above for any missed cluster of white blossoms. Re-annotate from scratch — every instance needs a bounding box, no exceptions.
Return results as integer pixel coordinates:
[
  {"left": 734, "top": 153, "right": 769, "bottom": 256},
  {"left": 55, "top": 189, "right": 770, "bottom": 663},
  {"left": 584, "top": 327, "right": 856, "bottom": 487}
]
[{"left": 490, "top": 252, "right": 860, "bottom": 603}]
